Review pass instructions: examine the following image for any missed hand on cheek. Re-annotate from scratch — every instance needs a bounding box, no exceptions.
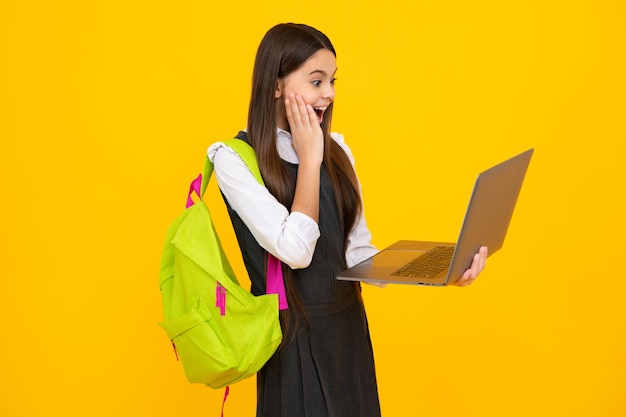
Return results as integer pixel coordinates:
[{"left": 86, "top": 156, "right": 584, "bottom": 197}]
[{"left": 285, "top": 93, "right": 324, "bottom": 165}]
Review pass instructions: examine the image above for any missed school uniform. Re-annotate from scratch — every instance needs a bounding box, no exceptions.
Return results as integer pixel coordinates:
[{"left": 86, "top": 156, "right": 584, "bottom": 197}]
[{"left": 209, "top": 130, "right": 381, "bottom": 417}]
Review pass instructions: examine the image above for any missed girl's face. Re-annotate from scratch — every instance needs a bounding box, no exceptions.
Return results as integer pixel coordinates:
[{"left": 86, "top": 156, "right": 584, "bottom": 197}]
[{"left": 274, "top": 48, "right": 337, "bottom": 131}]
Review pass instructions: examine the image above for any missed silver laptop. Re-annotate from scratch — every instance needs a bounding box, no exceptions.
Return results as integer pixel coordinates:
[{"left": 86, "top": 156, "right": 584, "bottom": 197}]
[{"left": 337, "top": 148, "right": 534, "bottom": 286}]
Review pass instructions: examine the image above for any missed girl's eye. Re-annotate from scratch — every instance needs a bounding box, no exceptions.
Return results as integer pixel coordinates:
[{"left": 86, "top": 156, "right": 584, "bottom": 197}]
[
  {"left": 330, "top": 78, "right": 337, "bottom": 85},
  {"left": 312, "top": 80, "right": 321, "bottom": 87}
]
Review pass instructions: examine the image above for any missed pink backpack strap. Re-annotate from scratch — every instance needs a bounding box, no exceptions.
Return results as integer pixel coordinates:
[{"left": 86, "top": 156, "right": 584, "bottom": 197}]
[
  {"left": 220, "top": 386, "right": 230, "bottom": 417},
  {"left": 266, "top": 253, "right": 288, "bottom": 310},
  {"left": 186, "top": 173, "right": 202, "bottom": 208},
  {"left": 218, "top": 257, "right": 286, "bottom": 417}
]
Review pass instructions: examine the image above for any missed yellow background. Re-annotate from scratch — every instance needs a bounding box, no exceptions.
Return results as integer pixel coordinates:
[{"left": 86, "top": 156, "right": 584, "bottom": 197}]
[{"left": 1, "top": 0, "right": 625, "bottom": 416}]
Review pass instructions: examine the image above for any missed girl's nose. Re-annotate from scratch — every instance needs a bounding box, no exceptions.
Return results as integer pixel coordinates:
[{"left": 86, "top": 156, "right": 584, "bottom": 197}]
[{"left": 323, "top": 85, "right": 335, "bottom": 101}]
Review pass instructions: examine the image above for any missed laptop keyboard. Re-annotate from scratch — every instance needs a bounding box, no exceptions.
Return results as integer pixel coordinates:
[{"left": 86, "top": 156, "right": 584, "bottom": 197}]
[{"left": 391, "top": 246, "right": 455, "bottom": 278}]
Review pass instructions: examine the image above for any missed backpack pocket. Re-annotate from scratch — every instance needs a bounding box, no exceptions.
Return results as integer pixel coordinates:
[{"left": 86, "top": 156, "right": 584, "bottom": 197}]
[{"left": 159, "top": 297, "right": 238, "bottom": 385}]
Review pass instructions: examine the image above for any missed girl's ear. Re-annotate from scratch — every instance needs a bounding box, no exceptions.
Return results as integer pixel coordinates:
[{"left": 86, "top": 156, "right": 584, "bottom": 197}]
[{"left": 274, "top": 79, "right": 283, "bottom": 99}]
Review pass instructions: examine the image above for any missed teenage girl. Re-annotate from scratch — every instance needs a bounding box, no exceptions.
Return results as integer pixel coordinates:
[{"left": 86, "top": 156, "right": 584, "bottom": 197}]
[{"left": 208, "top": 23, "right": 488, "bottom": 417}]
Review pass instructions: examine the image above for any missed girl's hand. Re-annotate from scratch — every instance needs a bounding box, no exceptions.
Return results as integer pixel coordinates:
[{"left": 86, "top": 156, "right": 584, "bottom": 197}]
[
  {"left": 450, "top": 246, "right": 488, "bottom": 287},
  {"left": 285, "top": 93, "right": 324, "bottom": 166}
]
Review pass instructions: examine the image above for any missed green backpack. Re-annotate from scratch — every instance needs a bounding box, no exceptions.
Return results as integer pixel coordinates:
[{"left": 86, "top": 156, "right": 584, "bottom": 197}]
[{"left": 159, "top": 138, "right": 284, "bottom": 389}]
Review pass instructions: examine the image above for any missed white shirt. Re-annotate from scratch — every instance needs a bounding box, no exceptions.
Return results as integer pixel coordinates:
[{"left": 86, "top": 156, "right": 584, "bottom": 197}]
[{"left": 208, "top": 128, "right": 379, "bottom": 270}]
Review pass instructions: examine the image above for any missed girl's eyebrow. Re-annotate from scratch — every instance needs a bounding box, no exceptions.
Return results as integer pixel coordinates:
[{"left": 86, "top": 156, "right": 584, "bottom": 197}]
[{"left": 308, "top": 68, "right": 338, "bottom": 77}]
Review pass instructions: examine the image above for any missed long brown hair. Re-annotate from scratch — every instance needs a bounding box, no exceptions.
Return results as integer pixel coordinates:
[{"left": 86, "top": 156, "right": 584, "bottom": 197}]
[{"left": 248, "top": 23, "right": 362, "bottom": 331}]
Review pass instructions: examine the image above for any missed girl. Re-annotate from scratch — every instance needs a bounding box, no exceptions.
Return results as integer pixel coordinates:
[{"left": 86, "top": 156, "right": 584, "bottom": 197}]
[{"left": 208, "top": 23, "right": 487, "bottom": 417}]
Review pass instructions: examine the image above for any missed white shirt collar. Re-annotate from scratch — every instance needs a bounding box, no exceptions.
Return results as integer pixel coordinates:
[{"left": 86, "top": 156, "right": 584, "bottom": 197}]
[
  {"left": 241, "top": 127, "right": 303, "bottom": 164},
  {"left": 275, "top": 127, "right": 299, "bottom": 164}
]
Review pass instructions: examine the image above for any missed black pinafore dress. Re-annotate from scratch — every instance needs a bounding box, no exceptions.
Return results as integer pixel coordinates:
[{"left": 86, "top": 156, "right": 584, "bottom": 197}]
[{"left": 224, "top": 132, "right": 381, "bottom": 417}]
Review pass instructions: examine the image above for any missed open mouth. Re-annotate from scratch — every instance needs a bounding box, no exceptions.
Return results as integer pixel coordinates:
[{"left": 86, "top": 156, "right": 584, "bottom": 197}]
[{"left": 314, "top": 108, "right": 325, "bottom": 123}]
